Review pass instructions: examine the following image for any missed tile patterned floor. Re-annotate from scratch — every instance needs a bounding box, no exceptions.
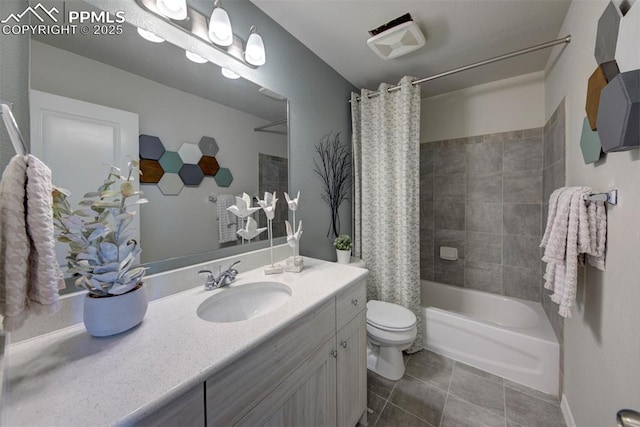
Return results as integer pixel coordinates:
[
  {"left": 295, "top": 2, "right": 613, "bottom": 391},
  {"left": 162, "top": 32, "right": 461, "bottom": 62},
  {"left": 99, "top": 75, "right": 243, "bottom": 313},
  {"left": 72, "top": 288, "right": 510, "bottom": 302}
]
[{"left": 367, "top": 350, "right": 566, "bottom": 427}]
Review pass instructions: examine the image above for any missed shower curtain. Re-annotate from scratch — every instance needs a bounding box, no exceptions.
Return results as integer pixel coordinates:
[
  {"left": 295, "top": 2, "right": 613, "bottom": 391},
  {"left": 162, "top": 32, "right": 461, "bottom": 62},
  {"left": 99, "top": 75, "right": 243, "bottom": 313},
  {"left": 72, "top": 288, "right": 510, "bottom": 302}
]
[{"left": 351, "top": 76, "right": 422, "bottom": 352}]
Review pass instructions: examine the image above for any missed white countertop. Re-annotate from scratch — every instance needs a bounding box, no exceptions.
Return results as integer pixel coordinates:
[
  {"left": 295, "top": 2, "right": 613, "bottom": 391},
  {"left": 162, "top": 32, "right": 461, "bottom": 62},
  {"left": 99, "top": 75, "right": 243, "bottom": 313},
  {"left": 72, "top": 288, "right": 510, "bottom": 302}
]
[{"left": 5, "top": 257, "right": 368, "bottom": 426}]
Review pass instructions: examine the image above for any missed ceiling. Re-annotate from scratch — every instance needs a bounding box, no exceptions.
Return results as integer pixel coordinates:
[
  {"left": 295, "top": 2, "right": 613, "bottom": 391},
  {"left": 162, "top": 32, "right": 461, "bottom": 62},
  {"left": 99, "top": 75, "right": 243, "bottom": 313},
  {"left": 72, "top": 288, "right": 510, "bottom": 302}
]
[{"left": 251, "top": 0, "right": 571, "bottom": 98}]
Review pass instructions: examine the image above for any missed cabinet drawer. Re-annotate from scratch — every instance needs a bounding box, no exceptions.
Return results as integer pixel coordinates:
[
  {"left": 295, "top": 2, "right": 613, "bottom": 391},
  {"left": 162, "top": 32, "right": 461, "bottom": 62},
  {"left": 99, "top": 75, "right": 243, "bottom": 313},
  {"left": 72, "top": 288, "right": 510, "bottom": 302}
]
[{"left": 336, "top": 280, "right": 366, "bottom": 330}]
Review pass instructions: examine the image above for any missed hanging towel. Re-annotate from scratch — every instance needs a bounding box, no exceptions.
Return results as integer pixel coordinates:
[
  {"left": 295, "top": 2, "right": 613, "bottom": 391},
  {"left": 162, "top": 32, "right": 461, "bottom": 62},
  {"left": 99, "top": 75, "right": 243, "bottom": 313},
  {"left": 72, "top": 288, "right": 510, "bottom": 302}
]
[
  {"left": 540, "top": 186, "right": 607, "bottom": 318},
  {"left": 217, "top": 194, "right": 238, "bottom": 243}
]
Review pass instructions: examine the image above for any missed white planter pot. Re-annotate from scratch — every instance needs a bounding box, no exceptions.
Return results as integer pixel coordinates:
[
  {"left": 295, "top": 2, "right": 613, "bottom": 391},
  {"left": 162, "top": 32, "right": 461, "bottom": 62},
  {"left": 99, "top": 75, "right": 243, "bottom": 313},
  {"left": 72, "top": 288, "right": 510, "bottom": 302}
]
[
  {"left": 336, "top": 249, "right": 351, "bottom": 264},
  {"left": 83, "top": 283, "right": 148, "bottom": 337}
]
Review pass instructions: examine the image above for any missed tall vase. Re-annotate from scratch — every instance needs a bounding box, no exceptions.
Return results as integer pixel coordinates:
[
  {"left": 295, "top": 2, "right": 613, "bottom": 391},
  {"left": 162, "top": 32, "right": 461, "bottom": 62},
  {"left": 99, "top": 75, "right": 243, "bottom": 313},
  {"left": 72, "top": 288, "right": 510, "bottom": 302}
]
[{"left": 83, "top": 283, "right": 148, "bottom": 337}]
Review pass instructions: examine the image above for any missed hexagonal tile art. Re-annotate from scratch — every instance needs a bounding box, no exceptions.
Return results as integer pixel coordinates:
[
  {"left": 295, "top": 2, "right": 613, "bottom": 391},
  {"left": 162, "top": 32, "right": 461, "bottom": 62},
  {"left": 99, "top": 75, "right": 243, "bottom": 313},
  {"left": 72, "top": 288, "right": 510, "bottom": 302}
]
[
  {"left": 157, "top": 173, "right": 184, "bottom": 196},
  {"left": 580, "top": 117, "right": 603, "bottom": 164},
  {"left": 616, "top": 1, "right": 640, "bottom": 72},
  {"left": 179, "top": 163, "right": 205, "bottom": 186},
  {"left": 139, "top": 135, "right": 165, "bottom": 160},
  {"left": 586, "top": 66, "right": 608, "bottom": 131},
  {"left": 139, "top": 159, "right": 164, "bottom": 183},
  {"left": 159, "top": 151, "right": 183, "bottom": 173},
  {"left": 214, "top": 167, "right": 233, "bottom": 187},
  {"left": 199, "top": 136, "right": 219, "bottom": 157},
  {"left": 198, "top": 156, "right": 220, "bottom": 176},
  {"left": 594, "top": 1, "right": 622, "bottom": 65},
  {"left": 178, "top": 143, "right": 203, "bottom": 164},
  {"left": 597, "top": 70, "right": 640, "bottom": 152}
]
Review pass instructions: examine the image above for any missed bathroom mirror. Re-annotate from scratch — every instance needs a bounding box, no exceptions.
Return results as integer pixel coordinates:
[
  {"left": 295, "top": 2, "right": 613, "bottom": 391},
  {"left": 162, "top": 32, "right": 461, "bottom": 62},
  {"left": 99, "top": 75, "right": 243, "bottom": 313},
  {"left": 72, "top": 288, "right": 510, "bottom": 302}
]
[{"left": 28, "top": 2, "right": 289, "bottom": 290}]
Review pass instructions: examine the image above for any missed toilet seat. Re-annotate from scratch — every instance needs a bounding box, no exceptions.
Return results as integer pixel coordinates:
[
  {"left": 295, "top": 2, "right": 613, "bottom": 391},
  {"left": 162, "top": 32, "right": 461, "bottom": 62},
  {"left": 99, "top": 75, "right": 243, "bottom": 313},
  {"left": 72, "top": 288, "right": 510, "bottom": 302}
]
[{"left": 366, "top": 300, "right": 416, "bottom": 332}]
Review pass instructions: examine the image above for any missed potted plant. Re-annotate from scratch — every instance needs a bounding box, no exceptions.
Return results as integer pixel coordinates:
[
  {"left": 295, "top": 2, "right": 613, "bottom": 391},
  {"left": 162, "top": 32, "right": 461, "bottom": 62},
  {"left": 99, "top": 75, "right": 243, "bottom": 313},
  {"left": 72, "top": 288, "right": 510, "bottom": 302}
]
[
  {"left": 334, "top": 234, "right": 352, "bottom": 264},
  {"left": 52, "top": 161, "right": 149, "bottom": 337}
]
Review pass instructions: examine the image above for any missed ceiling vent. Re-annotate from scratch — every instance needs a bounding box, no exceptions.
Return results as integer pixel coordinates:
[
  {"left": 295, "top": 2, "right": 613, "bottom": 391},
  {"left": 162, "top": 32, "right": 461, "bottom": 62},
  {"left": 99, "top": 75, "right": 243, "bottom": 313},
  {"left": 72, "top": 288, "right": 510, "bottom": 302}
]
[{"left": 367, "top": 14, "right": 425, "bottom": 60}]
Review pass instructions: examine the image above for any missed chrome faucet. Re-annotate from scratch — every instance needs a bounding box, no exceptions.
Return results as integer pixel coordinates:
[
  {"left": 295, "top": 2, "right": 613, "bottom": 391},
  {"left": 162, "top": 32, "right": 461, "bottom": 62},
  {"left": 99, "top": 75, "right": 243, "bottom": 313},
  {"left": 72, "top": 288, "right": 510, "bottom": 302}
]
[{"left": 198, "top": 260, "right": 241, "bottom": 291}]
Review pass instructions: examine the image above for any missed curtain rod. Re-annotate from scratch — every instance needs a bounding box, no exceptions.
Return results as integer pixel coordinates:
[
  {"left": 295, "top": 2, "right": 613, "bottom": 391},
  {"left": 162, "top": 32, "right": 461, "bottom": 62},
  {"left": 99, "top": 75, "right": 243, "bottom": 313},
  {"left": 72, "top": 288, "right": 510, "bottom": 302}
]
[
  {"left": 350, "top": 35, "right": 571, "bottom": 103},
  {"left": 254, "top": 118, "right": 287, "bottom": 132}
]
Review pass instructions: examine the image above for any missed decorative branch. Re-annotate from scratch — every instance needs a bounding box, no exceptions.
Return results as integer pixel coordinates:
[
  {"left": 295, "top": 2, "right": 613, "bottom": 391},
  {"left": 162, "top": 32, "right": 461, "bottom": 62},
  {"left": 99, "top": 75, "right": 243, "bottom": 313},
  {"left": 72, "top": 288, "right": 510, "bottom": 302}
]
[{"left": 313, "top": 132, "right": 351, "bottom": 238}]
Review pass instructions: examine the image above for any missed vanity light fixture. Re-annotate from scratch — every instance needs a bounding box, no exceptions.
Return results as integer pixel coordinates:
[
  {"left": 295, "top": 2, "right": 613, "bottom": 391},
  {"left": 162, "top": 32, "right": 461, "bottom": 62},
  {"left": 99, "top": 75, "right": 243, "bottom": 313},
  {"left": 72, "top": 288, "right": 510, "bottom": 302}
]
[
  {"left": 137, "top": 27, "right": 165, "bottom": 43},
  {"left": 245, "top": 26, "right": 266, "bottom": 66},
  {"left": 186, "top": 50, "right": 208, "bottom": 63},
  {"left": 221, "top": 68, "right": 241, "bottom": 79},
  {"left": 155, "top": 0, "right": 187, "bottom": 20},
  {"left": 208, "top": 0, "right": 233, "bottom": 47}
]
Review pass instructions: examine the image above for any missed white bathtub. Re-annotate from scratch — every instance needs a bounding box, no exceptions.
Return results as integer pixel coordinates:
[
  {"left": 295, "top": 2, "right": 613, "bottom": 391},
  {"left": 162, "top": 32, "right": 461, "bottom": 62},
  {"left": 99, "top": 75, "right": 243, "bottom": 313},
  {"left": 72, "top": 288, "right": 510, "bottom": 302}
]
[{"left": 422, "top": 280, "right": 559, "bottom": 396}]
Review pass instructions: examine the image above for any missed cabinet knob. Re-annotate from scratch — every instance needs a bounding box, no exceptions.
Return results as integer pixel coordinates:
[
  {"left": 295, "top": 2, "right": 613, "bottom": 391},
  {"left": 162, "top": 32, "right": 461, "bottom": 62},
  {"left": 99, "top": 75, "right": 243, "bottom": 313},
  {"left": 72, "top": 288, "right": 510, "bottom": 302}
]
[
  {"left": 330, "top": 349, "right": 338, "bottom": 358},
  {"left": 351, "top": 299, "right": 358, "bottom": 306},
  {"left": 340, "top": 341, "right": 348, "bottom": 349}
]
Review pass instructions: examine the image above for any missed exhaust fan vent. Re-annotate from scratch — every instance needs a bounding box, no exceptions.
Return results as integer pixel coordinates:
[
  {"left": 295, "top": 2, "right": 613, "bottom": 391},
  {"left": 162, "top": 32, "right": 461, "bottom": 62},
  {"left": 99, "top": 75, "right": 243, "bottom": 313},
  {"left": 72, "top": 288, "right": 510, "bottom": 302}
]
[{"left": 367, "top": 16, "right": 425, "bottom": 60}]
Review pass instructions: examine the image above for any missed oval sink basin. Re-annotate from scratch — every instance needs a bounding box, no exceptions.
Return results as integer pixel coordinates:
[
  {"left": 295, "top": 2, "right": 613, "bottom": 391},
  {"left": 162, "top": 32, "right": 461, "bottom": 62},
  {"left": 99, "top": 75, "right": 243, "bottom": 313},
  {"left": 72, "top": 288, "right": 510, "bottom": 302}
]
[{"left": 197, "top": 282, "right": 292, "bottom": 323}]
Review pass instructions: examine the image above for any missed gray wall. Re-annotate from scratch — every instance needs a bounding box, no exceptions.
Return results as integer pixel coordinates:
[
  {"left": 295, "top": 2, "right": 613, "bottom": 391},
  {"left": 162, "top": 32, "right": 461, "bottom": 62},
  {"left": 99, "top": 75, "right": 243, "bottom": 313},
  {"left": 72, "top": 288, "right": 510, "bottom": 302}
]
[
  {"left": 0, "top": 0, "right": 30, "bottom": 172},
  {"left": 420, "top": 128, "right": 545, "bottom": 303}
]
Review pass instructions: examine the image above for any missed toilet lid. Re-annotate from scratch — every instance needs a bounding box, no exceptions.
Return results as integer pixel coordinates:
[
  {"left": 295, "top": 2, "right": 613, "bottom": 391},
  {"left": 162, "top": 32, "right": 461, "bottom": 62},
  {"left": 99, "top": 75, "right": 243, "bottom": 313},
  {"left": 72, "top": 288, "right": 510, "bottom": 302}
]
[{"left": 366, "top": 300, "right": 416, "bottom": 331}]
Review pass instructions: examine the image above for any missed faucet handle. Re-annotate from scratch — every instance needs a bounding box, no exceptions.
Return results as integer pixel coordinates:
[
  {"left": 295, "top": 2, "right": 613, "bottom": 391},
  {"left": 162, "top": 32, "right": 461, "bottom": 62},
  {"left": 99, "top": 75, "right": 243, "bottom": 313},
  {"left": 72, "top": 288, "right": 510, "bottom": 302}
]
[
  {"left": 227, "top": 260, "right": 241, "bottom": 271},
  {"left": 198, "top": 269, "right": 213, "bottom": 277}
]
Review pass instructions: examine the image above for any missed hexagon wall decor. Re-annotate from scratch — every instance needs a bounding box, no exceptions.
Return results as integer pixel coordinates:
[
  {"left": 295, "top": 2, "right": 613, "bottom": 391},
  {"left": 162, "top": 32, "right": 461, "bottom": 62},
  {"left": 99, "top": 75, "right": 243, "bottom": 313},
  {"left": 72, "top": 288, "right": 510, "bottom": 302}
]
[
  {"left": 179, "top": 163, "right": 205, "bottom": 186},
  {"left": 159, "top": 151, "right": 183, "bottom": 173},
  {"left": 597, "top": 70, "right": 640, "bottom": 152},
  {"left": 198, "top": 156, "right": 220, "bottom": 176},
  {"left": 198, "top": 136, "right": 219, "bottom": 157},
  {"left": 178, "top": 143, "right": 203, "bottom": 164},
  {"left": 595, "top": 1, "right": 622, "bottom": 64},
  {"left": 586, "top": 66, "right": 608, "bottom": 130},
  {"left": 139, "top": 134, "right": 165, "bottom": 160},
  {"left": 214, "top": 167, "right": 233, "bottom": 187},
  {"left": 616, "top": 1, "right": 640, "bottom": 72},
  {"left": 157, "top": 173, "right": 184, "bottom": 196},
  {"left": 580, "top": 117, "right": 603, "bottom": 164},
  {"left": 139, "top": 159, "right": 164, "bottom": 183}
]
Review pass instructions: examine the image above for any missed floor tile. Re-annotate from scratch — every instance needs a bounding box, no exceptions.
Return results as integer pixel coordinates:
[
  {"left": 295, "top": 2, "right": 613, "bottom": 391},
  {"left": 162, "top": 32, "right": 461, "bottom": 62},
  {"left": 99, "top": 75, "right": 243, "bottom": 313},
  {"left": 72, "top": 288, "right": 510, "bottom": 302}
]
[
  {"left": 504, "top": 379, "right": 559, "bottom": 403},
  {"left": 449, "top": 364, "right": 505, "bottom": 416},
  {"left": 368, "top": 370, "right": 397, "bottom": 400},
  {"left": 455, "top": 361, "right": 504, "bottom": 385},
  {"left": 441, "top": 395, "right": 506, "bottom": 427},
  {"left": 405, "top": 350, "right": 454, "bottom": 391},
  {"left": 505, "top": 387, "right": 565, "bottom": 427},
  {"left": 389, "top": 375, "right": 447, "bottom": 426},
  {"left": 376, "top": 402, "right": 434, "bottom": 427},
  {"left": 367, "top": 390, "right": 386, "bottom": 425}
]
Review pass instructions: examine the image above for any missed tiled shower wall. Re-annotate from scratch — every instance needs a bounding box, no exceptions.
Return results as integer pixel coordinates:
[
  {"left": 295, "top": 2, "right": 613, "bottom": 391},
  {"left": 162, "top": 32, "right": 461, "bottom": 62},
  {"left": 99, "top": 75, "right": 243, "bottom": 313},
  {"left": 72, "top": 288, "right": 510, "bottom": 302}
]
[{"left": 420, "top": 128, "right": 545, "bottom": 302}]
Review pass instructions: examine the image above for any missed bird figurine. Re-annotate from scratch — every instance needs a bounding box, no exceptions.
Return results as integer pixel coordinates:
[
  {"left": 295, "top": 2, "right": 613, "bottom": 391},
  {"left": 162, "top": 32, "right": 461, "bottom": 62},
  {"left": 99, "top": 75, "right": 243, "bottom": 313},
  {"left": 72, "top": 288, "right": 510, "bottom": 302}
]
[
  {"left": 257, "top": 191, "right": 278, "bottom": 220},
  {"left": 284, "top": 191, "right": 300, "bottom": 211},
  {"left": 227, "top": 192, "right": 261, "bottom": 218},
  {"left": 285, "top": 220, "right": 303, "bottom": 248},
  {"left": 237, "top": 217, "right": 267, "bottom": 241}
]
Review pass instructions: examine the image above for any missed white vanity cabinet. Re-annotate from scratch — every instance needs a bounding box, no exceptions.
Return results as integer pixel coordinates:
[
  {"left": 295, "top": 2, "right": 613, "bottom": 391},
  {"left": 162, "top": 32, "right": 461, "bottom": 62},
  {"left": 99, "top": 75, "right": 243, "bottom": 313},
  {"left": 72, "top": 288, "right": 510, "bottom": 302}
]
[{"left": 205, "top": 279, "right": 367, "bottom": 427}]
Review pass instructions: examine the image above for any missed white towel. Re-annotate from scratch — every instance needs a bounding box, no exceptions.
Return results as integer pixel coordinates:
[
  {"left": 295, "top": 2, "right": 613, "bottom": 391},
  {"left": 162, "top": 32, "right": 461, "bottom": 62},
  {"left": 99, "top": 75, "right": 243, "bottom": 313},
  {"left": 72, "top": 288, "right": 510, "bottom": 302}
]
[
  {"left": 217, "top": 194, "right": 239, "bottom": 244},
  {"left": 541, "top": 186, "right": 607, "bottom": 318},
  {"left": 0, "top": 155, "right": 64, "bottom": 331}
]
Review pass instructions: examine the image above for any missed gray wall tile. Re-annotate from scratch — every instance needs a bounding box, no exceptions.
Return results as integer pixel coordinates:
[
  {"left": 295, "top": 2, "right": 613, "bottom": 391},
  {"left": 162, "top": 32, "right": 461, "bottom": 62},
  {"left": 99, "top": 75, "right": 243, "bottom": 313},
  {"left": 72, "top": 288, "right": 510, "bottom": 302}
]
[
  {"left": 421, "top": 201, "right": 434, "bottom": 231},
  {"left": 523, "top": 127, "right": 544, "bottom": 138},
  {"left": 503, "top": 137, "right": 543, "bottom": 172},
  {"left": 543, "top": 160, "right": 565, "bottom": 202},
  {"left": 465, "top": 261, "right": 502, "bottom": 294},
  {"left": 420, "top": 143, "right": 434, "bottom": 175},
  {"left": 434, "top": 202, "right": 465, "bottom": 230},
  {"left": 467, "top": 173, "right": 503, "bottom": 202},
  {"left": 503, "top": 266, "right": 541, "bottom": 302},
  {"left": 421, "top": 173, "right": 434, "bottom": 201},
  {"left": 504, "top": 234, "right": 541, "bottom": 270},
  {"left": 503, "top": 204, "right": 541, "bottom": 236},
  {"left": 543, "top": 108, "right": 565, "bottom": 168},
  {"left": 484, "top": 130, "right": 523, "bottom": 143},
  {"left": 434, "top": 229, "right": 466, "bottom": 259},
  {"left": 504, "top": 170, "right": 542, "bottom": 203},
  {"left": 434, "top": 174, "right": 465, "bottom": 201},
  {"left": 467, "top": 141, "right": 502, "bottom": 176},
  {"left": 435, "top": 258, "right": 465, "bottom": 287},
  {"left": 466, "top": 232, "right": 502, "bottom": 264},
  {"left": 467, "top": 202, "right": 502, "bottom": 233},
  {"left": 434, "top": 144, "right": 466, "bottom": 175}
]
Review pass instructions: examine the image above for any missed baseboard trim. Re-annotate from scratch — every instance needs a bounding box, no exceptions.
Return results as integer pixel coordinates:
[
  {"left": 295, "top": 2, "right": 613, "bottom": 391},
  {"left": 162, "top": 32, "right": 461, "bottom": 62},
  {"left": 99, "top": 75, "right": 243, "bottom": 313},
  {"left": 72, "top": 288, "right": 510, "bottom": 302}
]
[{"left": 561, "top": 394, "right": 576, "bottom": 427}]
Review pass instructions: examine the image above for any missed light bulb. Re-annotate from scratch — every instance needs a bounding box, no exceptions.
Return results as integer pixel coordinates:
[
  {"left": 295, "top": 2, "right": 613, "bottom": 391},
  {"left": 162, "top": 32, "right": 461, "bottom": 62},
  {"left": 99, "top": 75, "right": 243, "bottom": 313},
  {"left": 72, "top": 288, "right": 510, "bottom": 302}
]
[
  {"left": 156, "top": 0, "right": 187, "bottom": 20},
  {"left": 208, "top": 6, "right": 233, "bottom": 46},
  {"left": 245, "top": 27, "right": 265, "bottom": 66},
  {"left": 185, "top": 51, "right": 208, "bottom": 63},
  {"left": 137, "top": 27, "right": 164, "bottom": 43},
  {"left": 221, "top": 68, "right": 240, "bottom": 79}
]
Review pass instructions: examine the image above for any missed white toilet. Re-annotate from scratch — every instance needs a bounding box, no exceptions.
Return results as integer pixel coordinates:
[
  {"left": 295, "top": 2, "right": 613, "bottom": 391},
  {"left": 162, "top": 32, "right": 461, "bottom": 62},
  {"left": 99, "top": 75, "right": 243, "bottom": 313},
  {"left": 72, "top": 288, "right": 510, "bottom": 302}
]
[{"left": 366, "top": 300, "right": 417, "bottom": 381}]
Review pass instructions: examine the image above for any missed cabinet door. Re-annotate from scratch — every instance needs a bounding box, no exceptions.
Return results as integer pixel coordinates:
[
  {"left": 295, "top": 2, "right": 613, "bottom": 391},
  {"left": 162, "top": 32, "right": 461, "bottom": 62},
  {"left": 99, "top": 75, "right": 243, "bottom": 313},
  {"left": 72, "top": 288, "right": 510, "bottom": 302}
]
[
  {"left": 337, "top": 310, "right": 367, "bottom": 427},
  {"left": 236, "top": 339, "right": 337, "bottom": 427}
]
